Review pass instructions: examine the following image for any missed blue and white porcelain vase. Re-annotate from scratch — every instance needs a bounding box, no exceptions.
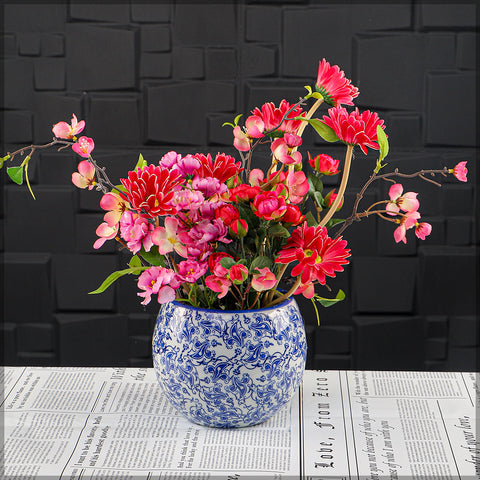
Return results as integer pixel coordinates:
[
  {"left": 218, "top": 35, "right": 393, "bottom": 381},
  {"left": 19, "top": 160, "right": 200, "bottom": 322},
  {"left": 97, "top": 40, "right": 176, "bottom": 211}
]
[{"left": 152, "top": 297, "right": 307, "bottom": 428}]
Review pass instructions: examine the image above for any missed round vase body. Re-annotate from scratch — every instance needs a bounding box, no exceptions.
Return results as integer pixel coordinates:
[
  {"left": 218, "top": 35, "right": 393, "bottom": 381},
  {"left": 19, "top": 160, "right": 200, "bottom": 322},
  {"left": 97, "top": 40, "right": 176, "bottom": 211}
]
[{"left": 152, "top": 297, "right": 307, "bottom": 428}]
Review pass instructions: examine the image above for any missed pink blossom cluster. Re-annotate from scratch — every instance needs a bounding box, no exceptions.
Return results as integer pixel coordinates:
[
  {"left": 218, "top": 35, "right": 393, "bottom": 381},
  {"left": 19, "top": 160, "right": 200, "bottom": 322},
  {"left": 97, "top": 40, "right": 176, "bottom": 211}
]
[{"left": 385, "top": 183, "right": 432, "bottom": 244}]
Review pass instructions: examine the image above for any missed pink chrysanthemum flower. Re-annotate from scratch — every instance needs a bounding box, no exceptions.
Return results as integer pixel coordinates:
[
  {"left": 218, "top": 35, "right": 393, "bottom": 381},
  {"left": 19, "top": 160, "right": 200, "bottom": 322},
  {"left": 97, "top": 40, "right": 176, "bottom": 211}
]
[
  {"left": 194, "top": 153, "right": 243, "bottom": 183},
  {"left": 315, "top": 58, "right": 359, "bottom": 106},
  {"left": 275, "top": 223, "right": 351, "bottom": 285},
  {"left": 121, "top": 164, "right": 183, "bottom": 218},
  {"left": 322, "top": 107, "right": 385, "bottom": 155}
]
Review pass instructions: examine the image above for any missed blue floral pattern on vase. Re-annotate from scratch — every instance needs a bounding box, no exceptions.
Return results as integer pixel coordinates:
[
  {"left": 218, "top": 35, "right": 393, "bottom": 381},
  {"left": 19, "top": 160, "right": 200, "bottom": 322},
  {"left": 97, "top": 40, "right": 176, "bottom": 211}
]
[{"left": 152, "top": 297, "right": 307, "bottom": 428}]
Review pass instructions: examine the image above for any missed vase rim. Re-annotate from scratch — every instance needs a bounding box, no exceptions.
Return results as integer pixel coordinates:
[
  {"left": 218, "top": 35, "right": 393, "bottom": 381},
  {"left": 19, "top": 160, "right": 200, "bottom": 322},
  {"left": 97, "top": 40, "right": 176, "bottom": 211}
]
[{"left": 167, "top": 296, "right": 295, "bottom": 314}]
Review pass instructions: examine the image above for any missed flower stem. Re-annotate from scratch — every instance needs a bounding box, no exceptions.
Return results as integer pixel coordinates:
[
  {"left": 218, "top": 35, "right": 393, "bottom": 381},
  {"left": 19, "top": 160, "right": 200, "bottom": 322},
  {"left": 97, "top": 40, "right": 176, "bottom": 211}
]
[
  {"left": 264, "top": 263, "right": 288, "bottom": 306},
  {"left": 297, "top": 97, "right": 324, "bottom": 138},
  {"left": 320, "top": 144, "right": 353, "bottom": 228},
  {"left": 264, "top": 275, "right": 302, "bottom": 308}
]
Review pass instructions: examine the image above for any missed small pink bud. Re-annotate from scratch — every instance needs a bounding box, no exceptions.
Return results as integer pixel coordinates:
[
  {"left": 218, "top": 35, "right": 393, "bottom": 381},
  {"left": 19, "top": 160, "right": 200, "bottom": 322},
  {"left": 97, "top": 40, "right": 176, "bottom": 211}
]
[
  {"left": 229, "top": 219, "right": 248, "bottom": 238},
  {"left": 324, "top": 189, "right": 344, "bottom": 211},
  {"left": 451, "top": 161, "right": 468, "bottom": 182}
]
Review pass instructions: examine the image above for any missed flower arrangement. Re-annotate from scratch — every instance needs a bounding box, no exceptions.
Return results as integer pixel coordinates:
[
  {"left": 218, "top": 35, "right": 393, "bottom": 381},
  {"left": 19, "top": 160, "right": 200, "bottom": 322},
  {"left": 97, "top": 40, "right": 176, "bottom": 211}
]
[{"left": 2, "top": 59, "right": 468, "bottom": 316}]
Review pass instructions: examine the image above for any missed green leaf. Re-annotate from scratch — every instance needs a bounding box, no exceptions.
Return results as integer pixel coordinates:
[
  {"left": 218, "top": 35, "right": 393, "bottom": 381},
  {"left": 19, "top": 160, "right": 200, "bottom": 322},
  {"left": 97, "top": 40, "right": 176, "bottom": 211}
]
[
  {"left": 128, "top": 255, "right": 142, "bottom": 268},
  {"left": 295, "top": 117, "right": 339, "bottom": 143},
  {"left": 314, "top": 289, "right": 345, "bottom": 308},
  {"left": 305, "top": 210, "right": 318, "bottom": 227},
  {"left": 139, "top": 246, "right": 165, "bottom": 267},
  {"left": 222, "top": 114, "right": 243, "bottom": 128},
  {"left": 307, "top": 172, "right": 324, "bottom": 194},
  {"left": 313, "top": 191, "right": 324, "bottom": 208},
  {"left": 220, "top": 257, "right": 236, "bottom": 270},
  {"left": 324, "top": 218, "right": 344, "bottom": 230},
  {"left": 303, "top": 86, "right": 324, "bottom": 100},
  {"left": 7, "top": 166, "right": 24, "bottom": 185},
  {"left": 267, "top": 224, "right": 290, "bottom": 238},
  {"left": 134, "top": 153, "right": 147, "bottom": 171},
  {"left": 377, "top": 126, "right": 389, "bottom": 161},
  {"left": 89, "top": 266, "right": 148, "bottom": 295},
  {"left": 249, "top": 255, "right": 271, "bottom": 274},
  {"left": 0, "top": 154, "right": 10, "bottom": 169}
]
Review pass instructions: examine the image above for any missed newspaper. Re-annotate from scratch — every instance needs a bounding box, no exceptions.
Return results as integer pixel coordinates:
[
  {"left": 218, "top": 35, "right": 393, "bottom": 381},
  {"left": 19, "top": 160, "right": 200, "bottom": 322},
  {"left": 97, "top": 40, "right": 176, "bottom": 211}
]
[{"left": 1, "top": 367, "right": 478, "bottom": 479}]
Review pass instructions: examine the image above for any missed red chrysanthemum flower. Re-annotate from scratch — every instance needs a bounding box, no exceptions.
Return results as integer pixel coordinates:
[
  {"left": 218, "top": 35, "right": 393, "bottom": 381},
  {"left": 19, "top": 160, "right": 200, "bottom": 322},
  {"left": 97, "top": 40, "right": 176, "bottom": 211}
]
[
  {"left": 275, "top": 223, "right": 351, "bottom": 284},
  {"left": 194, "top": 152, "right": 243, "bottom": 183},
  {"left": 120, "top": 164, "right": 183, "bottom": 218},
  {"left": 321, "top": 106, "right": 385, "bottom": 155},
  {"left": 251, "top": 99, "right": 305, "bottom": 134},
  {"left": 315, "top": 58, "right": 359, "bottom": 107}
]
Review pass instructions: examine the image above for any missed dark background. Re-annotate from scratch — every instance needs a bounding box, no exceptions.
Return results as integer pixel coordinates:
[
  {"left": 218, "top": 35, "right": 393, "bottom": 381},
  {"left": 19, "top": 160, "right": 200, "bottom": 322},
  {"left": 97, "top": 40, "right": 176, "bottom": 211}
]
[{"left": 1, "top": 2, "right": 478, "bottom": 371}]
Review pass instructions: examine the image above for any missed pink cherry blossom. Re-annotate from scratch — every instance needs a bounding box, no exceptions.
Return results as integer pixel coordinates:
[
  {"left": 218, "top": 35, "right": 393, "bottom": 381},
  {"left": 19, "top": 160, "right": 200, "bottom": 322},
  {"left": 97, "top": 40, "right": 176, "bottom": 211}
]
[
  {"left": 386, "top": 183, "right": 419, "bottom": 215},
  {"left": 151, "top": 217, "right": 185, "bottom": 255},
  {"left": 93, "top": 222, "right": 118, "bottom": 249},
  {"left": 271, "top": 133, "right": 302, "bottom": 165},
  {"left": 393, "top": 211, "right": 421, "bottom": 244},
  {"left": 72, "top": 160, "right": 96, "bottom": 190},
  {"left": 286, "top": 170, "right": 309, "bottom": 204},
  {"left": 119, "top": 211, "right": 154, "bottom": 254},
  {"left": 72, "top": 136, "right": 95, "bottom": 158},
  {"left": 137, "top": 266, "right": 180, "bottom": 305},
  {"left": 415, "top": 222, "right": 432, "bottom": 241},
  {"left": 248, "top": 169, "right": 264, "bottom": 187},
  {"left": 99, "top": 192, "right": 129, "bottom": 227},
  {"left": 452, "top": 161, "right": 468, "bottom": 182},
  {"left": 52, "top": 113, "right": 85, "bottom": 140},
  {"left": 233, "top": 126, "right": 251, "bottom": 152},
  {"left": 251, "top": 267, "right": 277, "bottom": 292}
]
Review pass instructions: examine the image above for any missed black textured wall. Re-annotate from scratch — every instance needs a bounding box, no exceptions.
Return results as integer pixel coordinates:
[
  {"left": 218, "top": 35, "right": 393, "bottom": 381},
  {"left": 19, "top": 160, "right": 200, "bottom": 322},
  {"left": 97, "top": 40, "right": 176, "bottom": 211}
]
[{"left": 1, "top": 2, "right": 478, "bottom": 371}]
